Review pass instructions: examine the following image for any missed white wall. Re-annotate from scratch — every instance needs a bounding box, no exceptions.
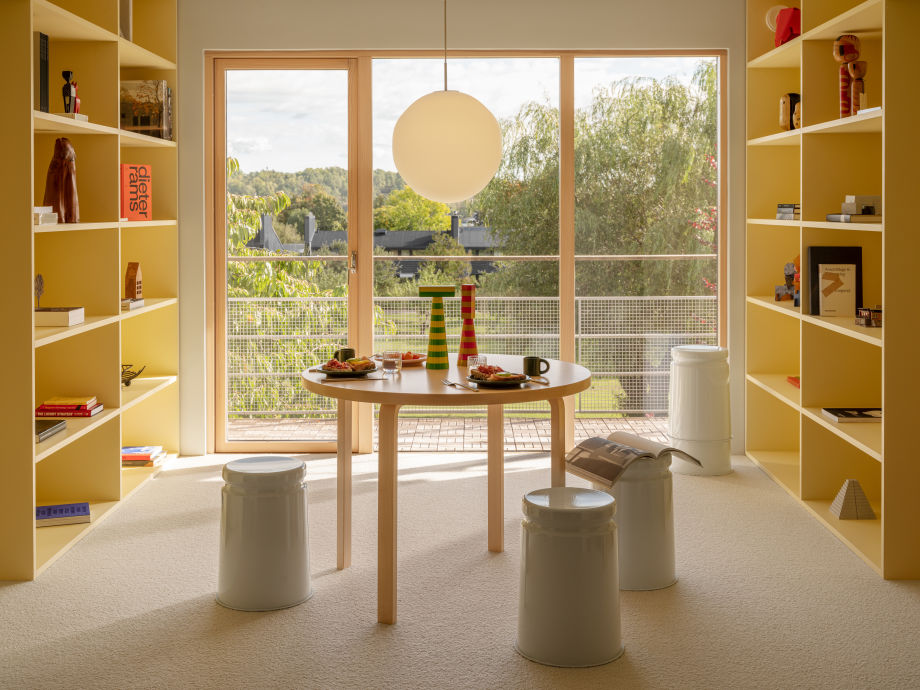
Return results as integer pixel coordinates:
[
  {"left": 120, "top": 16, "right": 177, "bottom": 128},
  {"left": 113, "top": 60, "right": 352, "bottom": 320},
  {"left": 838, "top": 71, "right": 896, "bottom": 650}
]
[{"left": 177, "top": 0, "right": 747, "bottom": 455}]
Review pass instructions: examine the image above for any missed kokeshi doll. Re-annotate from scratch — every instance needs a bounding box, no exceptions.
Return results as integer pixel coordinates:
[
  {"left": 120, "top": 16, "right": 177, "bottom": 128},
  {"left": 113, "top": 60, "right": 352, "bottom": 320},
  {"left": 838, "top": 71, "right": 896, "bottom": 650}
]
[
  {"left": 848, "top": 61, "right": 867, "bottom": 114},
  {"left": 457, "top": 283, "right": 479, "bottom": 366},
  {"left": 833, "top": 34, "right": 861, "bottom": 118},
  {"left": 418, "top": 285, "right": 456, "bottom": 370}
]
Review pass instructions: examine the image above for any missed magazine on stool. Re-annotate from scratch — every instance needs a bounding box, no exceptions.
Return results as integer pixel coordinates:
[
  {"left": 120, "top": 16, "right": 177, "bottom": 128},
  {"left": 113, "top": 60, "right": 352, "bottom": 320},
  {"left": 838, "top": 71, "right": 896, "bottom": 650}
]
[{"left": 565, "top": 432, "right": 702, "bottom": 487}]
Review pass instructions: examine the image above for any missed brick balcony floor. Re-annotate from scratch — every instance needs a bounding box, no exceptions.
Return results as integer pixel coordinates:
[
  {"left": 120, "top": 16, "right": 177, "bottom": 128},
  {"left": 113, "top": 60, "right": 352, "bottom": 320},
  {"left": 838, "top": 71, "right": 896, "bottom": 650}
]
[{"left": 227, "top": 415, "right": 670, "bottom": 452}]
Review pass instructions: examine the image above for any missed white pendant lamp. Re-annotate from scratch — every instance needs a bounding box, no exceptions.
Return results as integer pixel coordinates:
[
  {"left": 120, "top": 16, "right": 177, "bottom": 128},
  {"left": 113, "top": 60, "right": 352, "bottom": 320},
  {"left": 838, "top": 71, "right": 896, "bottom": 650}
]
[{"left": 392, "top": 0, "right": 502, "bottom": 203}]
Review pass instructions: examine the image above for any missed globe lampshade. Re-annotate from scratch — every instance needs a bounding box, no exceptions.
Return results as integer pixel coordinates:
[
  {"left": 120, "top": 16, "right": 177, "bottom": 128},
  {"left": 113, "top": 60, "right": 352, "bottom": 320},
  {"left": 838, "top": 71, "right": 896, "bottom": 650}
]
[{"left": 392, "top": 90, "right": 502, "bottom": 203}]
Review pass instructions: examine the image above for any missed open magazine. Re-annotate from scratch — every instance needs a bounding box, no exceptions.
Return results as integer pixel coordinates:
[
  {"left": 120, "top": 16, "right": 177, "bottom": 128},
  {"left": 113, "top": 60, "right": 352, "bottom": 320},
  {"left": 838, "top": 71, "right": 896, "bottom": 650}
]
[{"left": 565, "top": 432, "right": 702, "bottom": 488}]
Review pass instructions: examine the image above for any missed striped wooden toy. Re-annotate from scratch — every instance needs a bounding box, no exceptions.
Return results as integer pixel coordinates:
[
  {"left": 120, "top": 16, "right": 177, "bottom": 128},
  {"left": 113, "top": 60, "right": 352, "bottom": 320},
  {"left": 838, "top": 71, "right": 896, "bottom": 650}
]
[
  {"left": 457, "top": 283, "right": 478, "bottom": 366},
  {"left": 418, "top": 285, "right": 456, "bottom": 370}
]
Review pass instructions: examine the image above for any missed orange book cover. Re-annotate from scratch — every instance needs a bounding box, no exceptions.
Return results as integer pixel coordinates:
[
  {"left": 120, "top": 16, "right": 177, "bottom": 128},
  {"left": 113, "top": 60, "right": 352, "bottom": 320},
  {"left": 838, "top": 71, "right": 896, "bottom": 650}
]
[{"left": 120, "top": 163, "right": 152, "bottom": 221}]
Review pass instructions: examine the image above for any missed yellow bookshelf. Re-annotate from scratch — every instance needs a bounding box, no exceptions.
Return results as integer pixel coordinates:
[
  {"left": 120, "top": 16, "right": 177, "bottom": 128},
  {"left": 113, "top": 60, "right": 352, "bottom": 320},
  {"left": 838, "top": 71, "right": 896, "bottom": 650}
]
[
  {"left": 0, "top": 0, "right": 178, "bottom": 580},
  {"left": 745, "top": 0, "right": 920, "bottom": 577}
]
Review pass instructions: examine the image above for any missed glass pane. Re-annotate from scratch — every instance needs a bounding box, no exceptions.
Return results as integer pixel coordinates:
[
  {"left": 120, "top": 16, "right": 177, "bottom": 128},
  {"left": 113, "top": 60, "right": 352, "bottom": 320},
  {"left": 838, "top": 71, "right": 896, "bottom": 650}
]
[
  {"left": 225, "top": 69, "right": 349, "bottom": 443},
  {"left": 573, "top": 57, "right": 719, "bottom": 429}
]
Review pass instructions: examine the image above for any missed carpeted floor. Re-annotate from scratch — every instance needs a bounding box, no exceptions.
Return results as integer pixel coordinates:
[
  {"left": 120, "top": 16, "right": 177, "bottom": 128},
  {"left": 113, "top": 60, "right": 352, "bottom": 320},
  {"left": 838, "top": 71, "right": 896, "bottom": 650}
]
[{"left": 1, "top": 452, "right": 918, "bottom": 689}]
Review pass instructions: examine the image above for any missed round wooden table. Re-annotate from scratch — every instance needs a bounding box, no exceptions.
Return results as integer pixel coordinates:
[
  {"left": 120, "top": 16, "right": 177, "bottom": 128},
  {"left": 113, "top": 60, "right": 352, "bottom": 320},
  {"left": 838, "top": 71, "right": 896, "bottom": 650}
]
[{"left": 301, "top": 353, "right": 591, "bottom": 624}]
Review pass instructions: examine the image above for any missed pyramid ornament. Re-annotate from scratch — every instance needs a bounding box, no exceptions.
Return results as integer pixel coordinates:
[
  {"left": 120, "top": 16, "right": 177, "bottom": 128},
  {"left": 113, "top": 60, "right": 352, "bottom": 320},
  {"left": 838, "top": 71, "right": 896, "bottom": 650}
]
[
  {"left": 829, "top": 478, "right": 876, "bottom": 520},
  {"left": 457, "top": 283, "right": 478, "bottom": 366},
  {"left": 418, "top": 285, "right": 456, "bottom": 370}
]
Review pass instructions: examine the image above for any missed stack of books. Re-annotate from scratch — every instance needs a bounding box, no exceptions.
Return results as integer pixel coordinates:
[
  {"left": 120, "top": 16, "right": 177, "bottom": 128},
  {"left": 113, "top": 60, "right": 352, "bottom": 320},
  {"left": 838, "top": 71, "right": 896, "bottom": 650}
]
[
  {"left": 776, "top": 203, "right": 800, "bottom": 220},
  {"left": 33, "top": 205, "right": 58, "bottom": 225},
  {"left": 121, "top": 445, "right": 167, "bottom": 467},
  {"left": 826, "top": 194, "right": 882, "bottom": 223},
  {"left": 35, "top": 419, "right": 67, "bottom": 442},
  {"left": 36, "top": 502, "right": 91, "bottom": 527},
  {"left": 35, "top": 395, "right": 103, "bottom": 418}
]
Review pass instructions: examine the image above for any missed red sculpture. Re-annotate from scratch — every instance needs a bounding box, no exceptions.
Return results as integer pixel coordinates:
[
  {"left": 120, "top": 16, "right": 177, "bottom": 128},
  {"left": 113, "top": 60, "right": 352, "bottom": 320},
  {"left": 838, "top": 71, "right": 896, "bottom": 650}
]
[{"left": 43, "top": 137, "right": 79, "bottom": 223}]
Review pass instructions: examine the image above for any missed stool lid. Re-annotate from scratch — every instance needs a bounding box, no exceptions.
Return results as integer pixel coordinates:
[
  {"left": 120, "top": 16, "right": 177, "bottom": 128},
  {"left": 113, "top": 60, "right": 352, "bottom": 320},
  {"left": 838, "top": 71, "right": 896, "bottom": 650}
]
[
  {"left": 671, "top": 345, "right": 727, "bottom": 362},
  {"left": 522, "top": 487, "right": 615, "bottom": 529},
  {"left": 223, "top": 456, "right": 306, "bottom": 488}
]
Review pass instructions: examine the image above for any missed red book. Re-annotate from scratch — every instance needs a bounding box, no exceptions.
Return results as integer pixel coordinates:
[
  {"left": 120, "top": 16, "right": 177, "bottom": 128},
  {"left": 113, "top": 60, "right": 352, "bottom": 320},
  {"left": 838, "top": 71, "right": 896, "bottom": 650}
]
[
  {"left": 36, "top": 403, "right": 90, "bottom": 411},
  {"left": 787, "top": 375, "right": 801, "bottom": 389},
  {"left": 36, "top": 403, "right": 104, "bottom": 418},
  {"left": 120, "top": 163, "right": 152, "bottom": 221}
]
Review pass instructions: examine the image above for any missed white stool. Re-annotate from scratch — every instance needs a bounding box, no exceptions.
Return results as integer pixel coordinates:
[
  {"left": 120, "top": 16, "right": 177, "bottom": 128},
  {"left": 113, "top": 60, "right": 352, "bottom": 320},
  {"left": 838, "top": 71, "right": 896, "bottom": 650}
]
[
  {"left": 217, "top": 456, "right": 313, "bottom": 611},
  {"left": 600, "top": 453, "right": 676, "bottom": 590},
  {"left": 515, "top": 487, "right": 624, "bottom": 667},
  {"left": 668, "top": 345, "right": 732, "bottom": 475}
]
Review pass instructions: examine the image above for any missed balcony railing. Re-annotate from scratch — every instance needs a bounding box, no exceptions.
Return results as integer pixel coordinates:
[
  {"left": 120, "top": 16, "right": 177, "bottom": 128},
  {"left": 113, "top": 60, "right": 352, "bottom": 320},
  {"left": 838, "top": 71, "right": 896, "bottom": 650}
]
[{"left": 226, "top": 295, "right": 717, "bottom": 418}]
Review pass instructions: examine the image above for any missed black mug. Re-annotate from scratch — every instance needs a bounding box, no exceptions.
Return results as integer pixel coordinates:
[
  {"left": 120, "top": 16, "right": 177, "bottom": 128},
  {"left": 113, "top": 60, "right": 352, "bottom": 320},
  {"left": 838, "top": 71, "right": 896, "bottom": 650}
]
[
  {"left": 523, "top": 356, "right": 550, "bottom": 376},
  {"left": 333, "top": 347, "right": 356, "bottom": 362}
]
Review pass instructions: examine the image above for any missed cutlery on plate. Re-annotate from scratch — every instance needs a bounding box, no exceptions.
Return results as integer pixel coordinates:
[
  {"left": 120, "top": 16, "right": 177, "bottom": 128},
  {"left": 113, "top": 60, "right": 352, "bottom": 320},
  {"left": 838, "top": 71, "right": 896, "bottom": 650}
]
[{"left": 442, "top": 378, "right": 478, "bottom": 392}]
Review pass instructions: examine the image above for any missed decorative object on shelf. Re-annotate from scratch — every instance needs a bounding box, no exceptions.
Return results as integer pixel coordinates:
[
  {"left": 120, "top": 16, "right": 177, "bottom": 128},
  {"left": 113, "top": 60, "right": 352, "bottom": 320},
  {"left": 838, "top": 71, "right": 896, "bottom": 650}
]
[
  {"left": 418, "top": 285, "right": 456, "bottom": 370},
  {"left": 33, "top": 32, "right": 49, "bottom": 113},
  {"left": 35, "top": 502, "right": 91, "bottom": 527},
  {"left": 34, "top": 274, "right": 44, "bottom": 307},
  {"left": 35, "top": 419, "right": 66, "bottom": 443},
  {"left": 841, "top": 194, "right": 881, "bottom": 215},
  {"left": 775, "top": 202, "right": 800, "bottom": 220},
  {"left": 61, "top": 70, "right": 76, "bottom": 113},
  {"left": 120, "top": 164, "right": 152, "bottom": 221},
  {"left": 786, "top": 375, "right": 800, "bottom": 389},
  {"left": 825, "top": 213, "right": 882, "bottom": 223},
  {"left": 119, "top": 0, "right": 133, "bottom": 41},
  {"left": 125, "top": 262, "right": 143, "bottom": 300},
  {"left": 772, "top": 7, "right": 800, "bottom": 47},
  {"left": 774, "top": 259, "right": 798, "bottom": 302},
  {"left": 855, "top": 305, "right": 883, "bottom": 327},
  {"left": 121, "top": 363, "right": 147, "bottom": 387},
  {"left": 34, "top": 306, "right": 84, "bottom": 327},
  {"left": 120, "top": 79, "right": 171, "bottom": 139},
  {"left": 848, "top": 60, "right": 868, "bottom": 114},
  {"left": 33, "top": 206, "right": 57, "bottom": 224},
  {"left": 72, "top": 80, "right": 81, "bottom": 114},
  {"left": 792, "top": 101, "right": 801, "bottom": 129},
  {"left": 121, "top": 297, "right": 145, "bottom": 311},
  {"left": 779, "top": 93, "right": 800, "bottom": 131},
  {"left": 833, "top": 34, "right": 861, "bottom": 118},
  {"left": 807, "top": 246, "right": 862, "bottom": 316},
  {"left": 42, "top": 137, "right": 79, "bottom": 223},
  {"left": 457, "top": 283, "right": 478, "bottom": 366},
  {"left": 829, "top": 479, "right": 876, "bottom": 520},
  {"left": 391, "top": 0, "right": 501, "bottom": 203}
]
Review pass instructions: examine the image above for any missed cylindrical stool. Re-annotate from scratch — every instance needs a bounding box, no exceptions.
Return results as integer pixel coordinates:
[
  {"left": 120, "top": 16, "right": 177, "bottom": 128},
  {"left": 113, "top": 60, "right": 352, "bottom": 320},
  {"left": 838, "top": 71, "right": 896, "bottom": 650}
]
[
  {"left": 668, "top": 345, "right": 731, "bottom": 476},
  {"left": 217, "top": 456, "right": 313, "bottom": 611},
  {"left": 516, "top": 487, "right": 624, "bottom": 667},
  {"left": 598, "top": 454, "right": 676, "bottom": 590}
]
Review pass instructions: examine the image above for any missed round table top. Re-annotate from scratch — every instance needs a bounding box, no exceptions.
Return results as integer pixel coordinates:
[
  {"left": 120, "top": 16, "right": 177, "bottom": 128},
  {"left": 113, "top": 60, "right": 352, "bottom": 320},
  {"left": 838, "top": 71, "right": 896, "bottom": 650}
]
[{"left": 301, "top": 353, "right": 591, "bottom": 406}]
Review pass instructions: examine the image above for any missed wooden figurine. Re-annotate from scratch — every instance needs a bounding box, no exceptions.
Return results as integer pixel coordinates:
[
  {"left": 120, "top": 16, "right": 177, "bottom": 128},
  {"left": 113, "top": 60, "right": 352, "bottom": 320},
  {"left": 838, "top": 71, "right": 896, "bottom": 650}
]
[
  {"left": 125, "top": 262, "right": 143, "bottom": 300},
  {"left": 61, "top": 70, "right": 75, "bottom": 113},
  {"left": 780, "top": 93, "right": 800, "bottom": 130},
  {"left": 792, "top": 101, "right": 802, "bottom": 129},
  {"left": 848, "top": 60, "right": 867, "bottom": 114},
  {"left": 42, "top": 137, "right": 79, "bottom": 223},
  {"left": 457, "top": 283, "right": 479, "bottom": 366},
  {"left": 833, "top": 34, "right": 861, "bottom": 118}
]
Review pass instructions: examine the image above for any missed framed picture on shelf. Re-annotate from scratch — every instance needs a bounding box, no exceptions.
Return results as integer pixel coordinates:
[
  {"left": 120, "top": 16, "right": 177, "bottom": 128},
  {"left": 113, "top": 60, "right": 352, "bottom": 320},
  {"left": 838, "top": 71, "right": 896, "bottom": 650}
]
[{"left": 806, "top": 246, "right": 862, "bottom": 316}]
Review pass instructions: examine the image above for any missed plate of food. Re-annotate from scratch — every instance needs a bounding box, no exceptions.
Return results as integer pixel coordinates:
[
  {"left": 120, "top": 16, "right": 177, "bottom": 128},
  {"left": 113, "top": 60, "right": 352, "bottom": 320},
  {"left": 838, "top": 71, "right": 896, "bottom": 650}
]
[
  {"left": 468, "top": 364, "right": 529, "bottom": 388},
  {"left": 319, "top": 356, "right": 378, "bottom": 377},
  {"left": 373, "top": 351, "right": 427, "bottom": 367}
]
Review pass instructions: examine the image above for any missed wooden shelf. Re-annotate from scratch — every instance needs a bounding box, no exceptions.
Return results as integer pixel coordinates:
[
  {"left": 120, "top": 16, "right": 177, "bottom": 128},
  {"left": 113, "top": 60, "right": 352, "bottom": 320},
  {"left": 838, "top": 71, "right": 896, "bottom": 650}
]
[
  {"left": 33, "top": 111, "right": 118, "bottom": 136},
  {"left": 804, "top": 0, "right": 883, "bottom": 41},
  {"left": 120, "top": 130, "right": 177, "bottom": 148},
  {"left": 118, "top": 37, "right": 176, "bottom": 70},
  {"left": 747, "top": 129, "right": 801, "bottom": 147},
  {"left": 746, "top": 373, "right": 800, "bottom": 409},
  {"left": 34, "top": 408, "right": 120, "bottom": 463},
  {"left": 747, "top": 450, "right": 799, "bottom": 496},
  {"left": 802, "top": 407, "right": 882, "bottom": 461},
  {"left": 119, "top": 297, "right": 178, "bottom": 321},
  {"left": 34, "top": 314, "right": 120, "bottom": 348},
  {"left": 121, "top": 375, "right": 177, "bottom": 412},
  {"left": 32, "top": 0, "right": 116, "bottom": 42},
  {"left": 747, "top": 37, "right": 801, "bottom": 69},
  {"left": 34, "top": 221, "right": 119, "bottom": 234},
  {"left": 122, "top": 462, "right": 167, "bottom": 498},
  {"left": 120, "top": 220, "right": 178, "bottom": 229},
  {"left": 803, "top": 110, "right": 882, "bottom": 135},
  {"left": 801, "top": 314, "right": 882, "bottom": 346},
  {"left": 746, "top": 295, "right": 801, "bottom": 318},
  {"left": 801, "top": 499, "right": 882, "bottom": 574},
  {"left": 35, "top": 499, "right": 121, "bottom": 575},
  {"left": 802, "top": 220, "right": 882, "bottom": 232},
  {"left": 747, "top": 218, "right": 801, "bottom": 227}
]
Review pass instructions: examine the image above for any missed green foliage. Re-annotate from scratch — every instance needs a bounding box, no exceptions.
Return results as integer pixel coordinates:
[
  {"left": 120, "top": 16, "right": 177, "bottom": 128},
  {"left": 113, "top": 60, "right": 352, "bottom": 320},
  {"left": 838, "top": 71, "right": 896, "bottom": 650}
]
[{"left": 373, "top": 187, "right": 452, "bottom": 232}]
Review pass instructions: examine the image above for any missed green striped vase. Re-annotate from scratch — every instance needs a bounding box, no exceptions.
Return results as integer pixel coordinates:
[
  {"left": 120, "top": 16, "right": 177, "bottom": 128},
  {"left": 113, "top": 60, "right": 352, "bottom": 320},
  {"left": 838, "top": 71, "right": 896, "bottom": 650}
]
[{"left": 419, "top": 285, "right": 456, "bottom": 370}]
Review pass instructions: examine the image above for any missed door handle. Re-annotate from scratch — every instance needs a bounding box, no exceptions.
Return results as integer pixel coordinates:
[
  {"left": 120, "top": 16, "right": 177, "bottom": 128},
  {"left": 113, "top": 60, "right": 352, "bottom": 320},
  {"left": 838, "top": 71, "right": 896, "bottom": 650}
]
[{"left": 350, "top": 251, "right": 357, "bottom": 274}]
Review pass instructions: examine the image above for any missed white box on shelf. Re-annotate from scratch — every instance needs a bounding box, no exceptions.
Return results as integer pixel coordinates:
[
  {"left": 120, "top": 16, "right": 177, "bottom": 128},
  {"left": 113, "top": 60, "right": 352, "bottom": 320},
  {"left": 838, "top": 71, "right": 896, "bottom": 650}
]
[{"left": 34, "top": 307, "right": 85, "bottom": 327}]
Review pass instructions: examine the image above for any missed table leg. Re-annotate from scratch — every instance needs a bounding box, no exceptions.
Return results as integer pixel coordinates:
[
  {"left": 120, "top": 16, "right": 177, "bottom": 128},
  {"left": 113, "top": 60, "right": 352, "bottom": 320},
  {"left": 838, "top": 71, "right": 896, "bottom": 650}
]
[
  {"left": 487, "top": 404, "right": 504, "bottom": 553},
  {"left": 337, "top": 399, "right": 353, "bottom": 570},
  {"left": 549, "top": 397, "right": 570, "bottom": 487},
  {"left": 378, "top": 403, "right": 400, "bottom": 624}
]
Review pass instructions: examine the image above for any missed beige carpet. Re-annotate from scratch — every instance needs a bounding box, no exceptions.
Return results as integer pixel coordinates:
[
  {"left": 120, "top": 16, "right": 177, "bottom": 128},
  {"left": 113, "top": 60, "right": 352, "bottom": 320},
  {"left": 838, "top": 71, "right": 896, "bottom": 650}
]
[{"left": 1, "top": 452, "right": 919, "bottom": 689}]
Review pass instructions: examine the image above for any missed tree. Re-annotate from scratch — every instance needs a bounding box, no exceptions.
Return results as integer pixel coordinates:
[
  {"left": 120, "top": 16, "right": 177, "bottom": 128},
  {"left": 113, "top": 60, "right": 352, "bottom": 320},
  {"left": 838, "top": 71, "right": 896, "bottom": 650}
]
[
  {"left": 277, "top": 186, "right": 347, "bottom": 234},
  {"left": 373, "top": 187, "right": 451, "bottom": 232}
]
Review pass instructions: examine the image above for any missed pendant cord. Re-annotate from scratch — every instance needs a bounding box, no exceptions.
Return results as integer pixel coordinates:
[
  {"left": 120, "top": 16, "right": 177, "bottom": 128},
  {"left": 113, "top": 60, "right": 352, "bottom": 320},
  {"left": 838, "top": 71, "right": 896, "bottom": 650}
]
[{"left": 443, "top": 0, "right": 448, "bottom": 90}]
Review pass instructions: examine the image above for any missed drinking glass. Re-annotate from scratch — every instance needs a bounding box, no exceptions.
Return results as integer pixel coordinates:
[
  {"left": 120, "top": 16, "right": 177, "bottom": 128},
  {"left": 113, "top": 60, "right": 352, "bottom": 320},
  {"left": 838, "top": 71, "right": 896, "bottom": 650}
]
[
  {"left": 382, "top": 351, "right": 403, "bottom": 376},
  {"left": 468, "top": 355, "right": 488, "bottom": 369}
]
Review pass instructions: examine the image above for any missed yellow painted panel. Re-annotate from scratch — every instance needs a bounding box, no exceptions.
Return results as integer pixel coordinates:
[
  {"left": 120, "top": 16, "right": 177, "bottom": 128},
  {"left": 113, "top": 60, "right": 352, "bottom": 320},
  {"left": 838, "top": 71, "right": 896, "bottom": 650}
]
[
  {"left": 119, "top": 146, "right": 177, "bottom": 220},
  {"left": 36, "top": 415, "right": 121, "bottom": 504},
  {"left": 46, "top": 39, "right": 119, "bottom": 127},
  {"left": 747, "top": 67, "right": 800, "bottom": 141},
  {"left": 35, "top": 322, "right": 121, "bottom": 410},
  {"left": 121, "top": 382, "right": 179, "bottom": 452},
  {"left": 747, "top": 449, "right": 800, "bottom": 496},
  {"left": 35, "top": 228, "right": 119, "bottom": 315},
  {"left": 48, "top": 0, "right": 119, "bottom": 35},
  {"left": 746, "top": 145, "right": 800, "bottom": 219},
  {"left": 747, "top": 0, "right": 801, "bottom": 62},
  {"left": 745, "top": 380, "right": 800, "bottom": 452},
  {"left": 34, "top": 133, "right": 119, "bottom": 222},
  {"left": 802, "top": 226, "right": 882, "bottom": 309},
  {"left": 803, "top": 0, "right": 882, "bottom": 37},
  {"left": 120, "top": 223, "right": 177, "bottom": 298},
  {"left": 801, "top": 322, "right": 880, "bottom": 408},
  {"left": 801, "top": 38, "right": 882, "bottom": 128},
  {"left": 130, "top": 0, "right": 176, "bottom": 63},
  {"left": 746, "top": 224, "right": 800, "bottom": 297},
  {"left": 801, "top": 414, "right": 880, "bottom": 500},
  {"left": 801, "top": 133, "right": 880, "bottom": 223},
  {"left": 746, "top": 302, "right": 800, "bottom": 375},
  {"left": 121, "top": 301, "right": 177, "bottom": 374}
]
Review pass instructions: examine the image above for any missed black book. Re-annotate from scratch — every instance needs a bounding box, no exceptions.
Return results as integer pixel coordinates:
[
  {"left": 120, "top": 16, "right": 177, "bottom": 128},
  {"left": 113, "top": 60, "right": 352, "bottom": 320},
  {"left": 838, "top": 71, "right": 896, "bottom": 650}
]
[
  {"left": 806, "top": 246, "right": 863, "bottom": 316},
  {"left": 33, "top": 32, "right": 49, "bottom": 113},
  {"left": 36, "top": 419, "right": 66, "bottom": 442}
]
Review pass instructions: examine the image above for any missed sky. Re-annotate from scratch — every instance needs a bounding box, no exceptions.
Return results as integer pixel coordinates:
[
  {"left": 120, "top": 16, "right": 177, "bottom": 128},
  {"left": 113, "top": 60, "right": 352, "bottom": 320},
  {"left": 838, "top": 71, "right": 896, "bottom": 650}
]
[{"left": 226, "top": 56, "right": 712, "bottom": 174}]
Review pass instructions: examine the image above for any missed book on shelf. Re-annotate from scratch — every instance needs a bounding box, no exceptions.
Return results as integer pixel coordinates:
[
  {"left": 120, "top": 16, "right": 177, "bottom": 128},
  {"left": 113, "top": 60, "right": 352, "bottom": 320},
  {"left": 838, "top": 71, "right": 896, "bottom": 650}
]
[
  {"left": 565, "top": 432, "right": 701, "bottom": 488},
  {"left": 121, "top": 445, "right": 164, "bottom": 460},
  {"left": 807, "top": 246, "right": 862, "bottom": 316},
  {"left": 52, "top": 112, "right": 88, "bottom": 121},
  {"left": 122, "top": 453, "right": 166, "bottom": 468},
  {"left": 787, "top": 375, "right": 800, "bottom": 389},
  {"left": 35, "top": 419, "right": 66, "bottom": 442},
  {"left": 33, "top": 211, "right": 58, "bottom": 224},
  {"left": 825, "top": 213, "right": 882, "bottom": 223},
  {"left": 121, "top": 298, "right": 145, "bottom": 311},
  {"left": 817, "top": 263, "right": 857, "bottom": 317},
  {"left": 35, "top": 403, "right": 104, "bottom": 418},
  {"left": 844, "top": 194, "right": 881, "bottom": 208},
  {"left": 33, "top": 32, "right": 48, "bottom": 113},
  {"left": 34, "top": 306, "right": 84, "bottom": 327},
  {"left": 775, "top": 214, "right": 801, "bottom": 220},
  {"left": 776, "top": 203, "right": 800, "bottom": 209},
  {"left": 120, "top": 80, "right": 171, "bottom": 139},
  {"left": 36, "top": 502, "right": 91, "bottom": 527},
  {"left": 120, "top": 163, "right": 152, "bottom": 221},
  {"left": 44, "top": 395, "right": 97, "bottom": 407},
  {"left": 821, "top": 407, "right": 882, "bottom": 423}
]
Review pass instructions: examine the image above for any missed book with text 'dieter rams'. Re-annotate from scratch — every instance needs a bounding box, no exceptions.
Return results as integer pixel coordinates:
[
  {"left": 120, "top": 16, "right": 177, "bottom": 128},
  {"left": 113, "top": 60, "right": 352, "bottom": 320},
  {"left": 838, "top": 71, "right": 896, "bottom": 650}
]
[{"left": 565, "top": 432, "right": 701, "bottom": 488}]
